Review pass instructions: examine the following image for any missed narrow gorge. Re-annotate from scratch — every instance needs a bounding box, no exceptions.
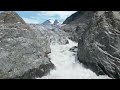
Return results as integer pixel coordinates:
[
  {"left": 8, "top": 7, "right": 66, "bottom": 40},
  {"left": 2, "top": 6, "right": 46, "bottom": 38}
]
[{"left": 1, "top": 11, "right": 120, "bottom": 79}]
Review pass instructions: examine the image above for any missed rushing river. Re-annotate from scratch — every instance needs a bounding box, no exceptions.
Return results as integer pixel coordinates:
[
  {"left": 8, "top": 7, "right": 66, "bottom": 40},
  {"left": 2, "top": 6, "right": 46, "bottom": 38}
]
[{"left": 37, "top": 39, "right": 111, "bottom": 79}]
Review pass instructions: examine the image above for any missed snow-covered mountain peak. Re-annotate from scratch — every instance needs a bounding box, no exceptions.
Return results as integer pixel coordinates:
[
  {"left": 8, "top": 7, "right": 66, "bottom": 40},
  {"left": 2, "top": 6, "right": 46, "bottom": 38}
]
[
  {"left": 42, "top": 19, "right": 61, "bottom": 25},
  {"left": 53, "top": 19, "right": 61, "bottom": 25},
  {"left": 42, "top": 19, "right": 54, "bottom": 25}
]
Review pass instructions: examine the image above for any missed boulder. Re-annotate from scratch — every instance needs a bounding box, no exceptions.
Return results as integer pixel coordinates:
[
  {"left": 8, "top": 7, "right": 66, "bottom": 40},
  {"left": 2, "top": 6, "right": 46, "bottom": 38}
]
[
  {"left": 77, "top": 11, "right": 120, "bottom": 78},
  {"left": 0, "top": 11, "right": 54, "bottom": 79}
]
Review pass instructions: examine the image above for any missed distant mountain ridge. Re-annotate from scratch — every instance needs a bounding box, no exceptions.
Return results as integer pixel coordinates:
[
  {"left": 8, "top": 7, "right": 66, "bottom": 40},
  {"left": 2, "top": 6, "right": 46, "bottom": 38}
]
[
  {"left": 53, "top": 20, "right": 60, "bottom": 25},
  {"left": 42, "top": 19, "right": 54, "bottom": 25},
  {"left": 42, "top": 19, "right": 61, "bottom": 25}
]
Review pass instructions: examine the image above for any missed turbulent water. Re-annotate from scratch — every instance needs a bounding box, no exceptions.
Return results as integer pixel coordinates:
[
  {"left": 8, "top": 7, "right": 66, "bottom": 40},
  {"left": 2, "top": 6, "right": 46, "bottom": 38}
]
[{"left": 37, "top": 39, "right": 111, "bottom": 79}]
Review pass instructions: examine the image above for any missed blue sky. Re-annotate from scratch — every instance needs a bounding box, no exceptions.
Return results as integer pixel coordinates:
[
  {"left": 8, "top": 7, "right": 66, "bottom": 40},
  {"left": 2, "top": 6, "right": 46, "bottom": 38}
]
[{"left": 16, "top": 11, "right": 76, "bottom": 24}]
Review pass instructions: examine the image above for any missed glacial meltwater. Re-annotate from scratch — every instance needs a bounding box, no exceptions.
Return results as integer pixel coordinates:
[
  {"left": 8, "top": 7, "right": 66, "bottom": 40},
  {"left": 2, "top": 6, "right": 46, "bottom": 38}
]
[{"left": 37, "top": 39, "right": 111, "bottom": 79}]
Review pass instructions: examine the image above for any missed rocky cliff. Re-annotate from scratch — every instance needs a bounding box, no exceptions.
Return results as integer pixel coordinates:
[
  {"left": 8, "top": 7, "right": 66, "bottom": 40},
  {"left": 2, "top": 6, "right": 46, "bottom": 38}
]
[
  {"left": 63, "top": 11, "right": 120, "bottom": 78},
  {"left": 29, "top": 24, "right": 68, "bottom": 45},
  {"left": 63, "top": 11, "right": 84, "bottom": 24},
  {"left": 62, "top": 11, "right": 96, "bottom": 42},
  {"left": 0, "top": 11, "right": 26, "bottom": 24},
  {"left": 0, "top": 11, "right": 54, "bottom": 79}
]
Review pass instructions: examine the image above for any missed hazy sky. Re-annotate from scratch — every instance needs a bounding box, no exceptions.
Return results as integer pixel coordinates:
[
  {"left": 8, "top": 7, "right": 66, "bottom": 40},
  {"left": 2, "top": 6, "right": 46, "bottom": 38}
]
[{"left": 16, "top": 11, "right": 76, "bottom": 24}]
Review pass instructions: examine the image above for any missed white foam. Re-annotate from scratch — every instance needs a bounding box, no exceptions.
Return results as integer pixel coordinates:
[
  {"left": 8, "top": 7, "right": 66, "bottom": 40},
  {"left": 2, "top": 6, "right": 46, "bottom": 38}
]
[{"left": 37, "top": 39, "right": 111, "bottom": 79}]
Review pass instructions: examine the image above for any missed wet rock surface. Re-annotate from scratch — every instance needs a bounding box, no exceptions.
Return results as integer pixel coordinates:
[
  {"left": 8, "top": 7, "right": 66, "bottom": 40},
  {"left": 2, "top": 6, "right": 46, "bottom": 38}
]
[
  {"left": 64, "top": 11, "right": 120, "bottom": 78},
  {"left": 69, "top": 46, "right": 78, "bottom": 52}
]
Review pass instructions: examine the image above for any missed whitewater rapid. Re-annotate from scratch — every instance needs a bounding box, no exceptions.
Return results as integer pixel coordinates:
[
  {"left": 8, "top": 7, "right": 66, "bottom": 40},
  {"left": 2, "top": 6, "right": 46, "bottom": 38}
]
[{"left": 38, "top": 39, "right": 111, "bottom": 79}]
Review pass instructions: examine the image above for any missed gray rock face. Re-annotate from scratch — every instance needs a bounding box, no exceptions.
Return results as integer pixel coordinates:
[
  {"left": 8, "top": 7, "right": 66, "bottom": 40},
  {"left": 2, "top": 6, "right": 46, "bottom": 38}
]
[
  {"left": 63, "top": 11, "right": 84, "bottom": 24},
  {"left": 62, "top": 11, "right": 96, "bottom": 42},
  {"left": 61, "top": 24, "right": 85, "bottom": 42},
  {"left": 0, "top": 11, "right": 26, "bottom": 24},
  {"left": 0, "top": 11, "right": 54, "bottom": 79},
  {"left": 0, "top": 24, "right": 54, "bottom": 79},
  {"left": 64, "top": 11, "right": 120, "bottom": 78},
  {"left": 62, "top": 11, "right": 120, "bottom": 78},
  {"left": 29, "top": 24, "right": 69, "bottom": 45}
]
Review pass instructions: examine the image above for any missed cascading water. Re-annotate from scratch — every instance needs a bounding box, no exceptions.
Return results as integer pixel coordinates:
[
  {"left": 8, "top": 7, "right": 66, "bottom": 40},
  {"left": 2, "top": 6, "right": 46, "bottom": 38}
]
[{"left": 37, "top": 39, "right": 111, "bottom": 79}]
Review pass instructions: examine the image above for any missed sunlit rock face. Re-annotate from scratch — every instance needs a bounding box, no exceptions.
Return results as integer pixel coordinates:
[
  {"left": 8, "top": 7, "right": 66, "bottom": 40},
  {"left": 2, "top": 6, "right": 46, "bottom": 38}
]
[
  {"left": 0, "top": 11, "right": 26, "bottom": 24},
  {"left": 63, "top": 11, "right": 120, "bottom": 78},
  {"left": 0, "top": 11, "right": 54, "bottom": 79},
  {"left": 29, "top": 24, "right": 68, "bottom": 45}
]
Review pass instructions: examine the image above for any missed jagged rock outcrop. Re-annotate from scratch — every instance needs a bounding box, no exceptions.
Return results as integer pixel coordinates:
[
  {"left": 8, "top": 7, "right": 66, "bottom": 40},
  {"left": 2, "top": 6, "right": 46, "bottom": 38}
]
[
  {"left": 64, "top": 11, "right": 120, "bottom": 78},
  {"left": 62, "top": 11, "right": 96, "bottom": 42},
  {"left": 63, "top": 11, "right": 84, "bottom": 24},
  {"left": 29, "top": 24, "right": 68, "bottom": 45},
  {"left": 0, "top": 11, "right": 26, "bottom": 24},
  {"left": 0, "top": 11, "right": 54, "bottom": 79},
  {"left": 69, "top": 46, "right": 78, "bottom": 53}
]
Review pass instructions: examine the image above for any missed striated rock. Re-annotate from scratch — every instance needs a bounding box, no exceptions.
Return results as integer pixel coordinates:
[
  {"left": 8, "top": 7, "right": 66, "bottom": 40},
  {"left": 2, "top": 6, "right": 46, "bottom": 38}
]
[
  {"left": 61, "top": 24, "right": 86, "bottom": 42},
  {"left": 0, "top": 11, "right": 54, "bottom": 79},
  {"left": 0, "top": 27, "right": 54, "bottom": 79},
  {"left": 64, "top": 11, "right": 120, "bottom": 78},
  {"left": 78, "top": 11, "right": 120, "bottom": 78}
]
